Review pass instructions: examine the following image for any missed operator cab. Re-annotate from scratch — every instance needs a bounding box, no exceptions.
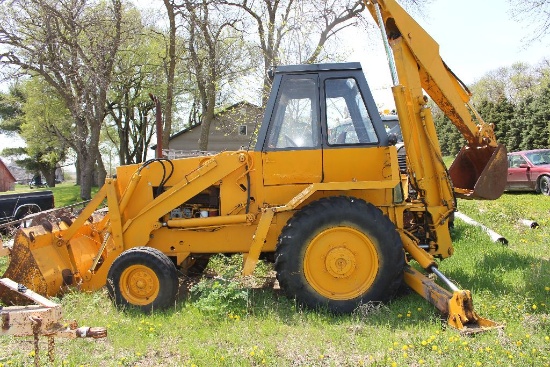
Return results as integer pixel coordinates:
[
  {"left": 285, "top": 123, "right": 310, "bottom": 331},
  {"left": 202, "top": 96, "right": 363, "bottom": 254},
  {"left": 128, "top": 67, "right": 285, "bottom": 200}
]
[{"left": 256, "top": 63, "right": 399, "bottom": 186}]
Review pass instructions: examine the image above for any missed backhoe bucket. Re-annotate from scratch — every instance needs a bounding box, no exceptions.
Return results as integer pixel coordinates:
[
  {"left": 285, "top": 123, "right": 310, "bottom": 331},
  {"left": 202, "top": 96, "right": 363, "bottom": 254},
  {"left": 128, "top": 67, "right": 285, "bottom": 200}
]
[
  {"left": 448, "top": 143, "right": 507, "bottom": 200},
  {"left": 404, "top": 266, "right": 503, "bottom": 334}
]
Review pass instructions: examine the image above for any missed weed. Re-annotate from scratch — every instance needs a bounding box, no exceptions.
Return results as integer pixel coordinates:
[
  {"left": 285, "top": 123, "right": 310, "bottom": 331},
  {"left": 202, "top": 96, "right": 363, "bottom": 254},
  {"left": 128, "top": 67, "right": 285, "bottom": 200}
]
[{"left": 190, "top": 277, "right": 249, "bottom": 317}]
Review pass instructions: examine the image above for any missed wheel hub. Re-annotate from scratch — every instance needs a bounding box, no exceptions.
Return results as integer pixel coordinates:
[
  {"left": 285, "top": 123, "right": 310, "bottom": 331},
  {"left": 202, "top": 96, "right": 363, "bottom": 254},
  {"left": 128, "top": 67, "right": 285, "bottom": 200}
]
[
  {"left": 304, "top": 227, "right": 379, "bottom": 300},
  {"left": 121, "top": 265, "right": 159, "bottom": 304},
  {"left": 325, "top": 247, "right": 356, "bottom": 278}
]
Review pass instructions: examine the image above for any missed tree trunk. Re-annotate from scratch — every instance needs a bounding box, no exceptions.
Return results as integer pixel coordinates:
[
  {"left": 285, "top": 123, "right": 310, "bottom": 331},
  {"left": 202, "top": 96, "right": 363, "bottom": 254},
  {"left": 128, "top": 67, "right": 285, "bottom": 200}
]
[
  {"left": 96, "top": 147, "right": 107, "bottom": 187},
  {"left": 42, "top": 168, "right": 56, "bottom": 188}
]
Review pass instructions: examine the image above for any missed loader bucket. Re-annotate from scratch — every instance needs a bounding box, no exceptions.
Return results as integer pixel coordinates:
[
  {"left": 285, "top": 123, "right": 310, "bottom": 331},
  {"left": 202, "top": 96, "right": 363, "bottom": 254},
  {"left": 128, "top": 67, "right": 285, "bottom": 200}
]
[
  {"left": 0, "top": 221, "right": 103, "bottom": 305},
  {"left": 448, "top": 143, "right": 507, "bottom": 200}
]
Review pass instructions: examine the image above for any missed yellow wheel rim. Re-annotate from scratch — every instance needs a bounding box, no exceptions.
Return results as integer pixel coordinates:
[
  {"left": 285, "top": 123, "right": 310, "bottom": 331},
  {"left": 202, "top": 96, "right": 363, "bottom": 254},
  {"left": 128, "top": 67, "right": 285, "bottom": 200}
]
[
  {"left": 304, "top": 227, "right": 379, "bottom": 300},
  {"left": 119, "top": 265, "right": 160, "bottom": 305}
]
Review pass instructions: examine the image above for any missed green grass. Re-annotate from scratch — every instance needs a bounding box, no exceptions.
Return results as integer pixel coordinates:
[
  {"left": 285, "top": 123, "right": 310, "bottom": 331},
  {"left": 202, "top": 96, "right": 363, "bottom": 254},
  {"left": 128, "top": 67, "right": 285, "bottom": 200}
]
[
  {"left": 1, "top": 182, "right": 99, "bottom": 208},
  {"left": 1, "top": 183, "right": 550, "bottom": 366}
]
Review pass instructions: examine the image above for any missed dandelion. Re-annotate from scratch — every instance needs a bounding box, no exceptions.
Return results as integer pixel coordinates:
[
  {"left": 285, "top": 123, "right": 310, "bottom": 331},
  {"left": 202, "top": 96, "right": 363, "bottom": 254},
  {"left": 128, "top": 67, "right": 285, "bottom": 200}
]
[
  {"left": 475, "top": 362, "right": 481, "bottom": 366},
  {"left": 432, "top": 345, "right": 438, "bottom": 351},
  {"left": 532, "top": 304, "right": 537, "bottom": 310},
  {"left": 398, "top": 314, "right": 403, "bottom": 318},
  {"left": 391, "top": 362, "right": 397, "bottom": 367},
  {"left": 545, "top": 286, "right": 550, "bottom": 291},
  {"left": 402, "top": 345, "right": 409, "bottom": 350},
  {"left": 250, "top": 351, "right": 255, "bottom": 357},
  {"left": 403, "top": 352, "right": 408, "bottom": 358},
  {"left": 319, "top": 354, "right": 324, "bottom": 359},
  {"left": 419, "top": 359, "right": 425, "bottom": 364}
]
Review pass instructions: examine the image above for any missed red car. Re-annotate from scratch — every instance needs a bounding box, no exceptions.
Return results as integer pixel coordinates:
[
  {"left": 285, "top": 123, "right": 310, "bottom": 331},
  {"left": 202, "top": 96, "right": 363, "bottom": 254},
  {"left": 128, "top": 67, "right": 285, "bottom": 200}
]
[{"left": 507, "top": 149, "right": 550, "bottom": 195}]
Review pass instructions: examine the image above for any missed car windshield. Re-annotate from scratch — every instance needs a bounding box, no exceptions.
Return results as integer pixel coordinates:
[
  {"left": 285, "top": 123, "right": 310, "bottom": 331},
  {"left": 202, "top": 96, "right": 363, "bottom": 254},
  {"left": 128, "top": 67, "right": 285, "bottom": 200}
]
[{"left": 526, "top": 151, "right": 550, "bottom": 166}]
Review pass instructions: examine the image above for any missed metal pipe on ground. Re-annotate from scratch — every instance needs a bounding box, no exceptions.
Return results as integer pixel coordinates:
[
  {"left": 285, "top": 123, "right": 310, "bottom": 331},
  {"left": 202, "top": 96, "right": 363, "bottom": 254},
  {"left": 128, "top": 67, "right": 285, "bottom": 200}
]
[
  {"left": 454, "top": 212, "right": 508, "bottom": 245},
  {"left": 519, "top": 219, "right": 539, "bottom": 229}
]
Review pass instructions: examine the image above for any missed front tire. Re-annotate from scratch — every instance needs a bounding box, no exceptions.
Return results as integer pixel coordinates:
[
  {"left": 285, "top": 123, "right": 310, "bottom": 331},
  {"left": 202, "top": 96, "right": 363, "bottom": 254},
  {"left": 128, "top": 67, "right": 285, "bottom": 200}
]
[
  {"left": 275, "top": 196, "right": 404, "bottom": 313},
  {"left": 107, "top": 247, "right": 178, "bottom": 312}
]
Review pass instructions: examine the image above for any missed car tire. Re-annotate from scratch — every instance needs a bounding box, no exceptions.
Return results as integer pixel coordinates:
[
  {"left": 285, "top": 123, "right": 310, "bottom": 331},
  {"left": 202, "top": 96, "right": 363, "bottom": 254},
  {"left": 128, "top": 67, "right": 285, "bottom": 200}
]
[{"left": 539, "top": 175, "right": 550, "bottom": 195}]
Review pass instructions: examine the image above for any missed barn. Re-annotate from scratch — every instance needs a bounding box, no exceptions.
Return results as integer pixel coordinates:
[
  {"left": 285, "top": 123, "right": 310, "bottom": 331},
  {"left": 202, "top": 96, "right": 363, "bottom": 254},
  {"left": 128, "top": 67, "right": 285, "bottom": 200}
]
[{"left": 0, "top": 159, "right": 16, "bottom": 192}]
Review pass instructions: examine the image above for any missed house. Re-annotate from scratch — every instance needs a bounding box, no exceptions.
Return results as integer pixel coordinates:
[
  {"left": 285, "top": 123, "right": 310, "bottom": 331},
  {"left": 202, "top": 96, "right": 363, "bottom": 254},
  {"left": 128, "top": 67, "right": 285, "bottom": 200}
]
[
  {"left": 158, "top": 101, "right": 263, "bottom": 158},
  {"left": 0, "top": 159, "right": 16, "bottom": 192}
]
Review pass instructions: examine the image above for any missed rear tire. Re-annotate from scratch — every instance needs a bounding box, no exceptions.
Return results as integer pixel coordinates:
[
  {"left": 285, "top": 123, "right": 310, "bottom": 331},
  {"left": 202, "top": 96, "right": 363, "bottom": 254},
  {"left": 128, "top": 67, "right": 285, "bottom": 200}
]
[
  {"left": 275, "top": 196, "right": 404, "bottom": 313},
  {"left": 539, "top": 175, "right": 550, "bottom": 195},
  {"left": 107, "top": 247, "right": 178, "bottom": 312}
]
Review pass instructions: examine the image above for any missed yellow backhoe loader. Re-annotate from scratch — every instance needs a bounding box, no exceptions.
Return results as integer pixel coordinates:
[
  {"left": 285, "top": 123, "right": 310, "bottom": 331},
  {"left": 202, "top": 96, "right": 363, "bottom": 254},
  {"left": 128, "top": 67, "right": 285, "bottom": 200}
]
[{"left": 0, "top": 0, "right": 507, "bottom": 333}]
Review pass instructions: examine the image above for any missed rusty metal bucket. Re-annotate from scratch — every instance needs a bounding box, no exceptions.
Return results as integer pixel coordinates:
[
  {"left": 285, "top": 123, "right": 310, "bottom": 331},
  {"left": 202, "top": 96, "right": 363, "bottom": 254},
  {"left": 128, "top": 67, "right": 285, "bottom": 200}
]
[
  {"left": 0, "top": 217, "right": 105, "bottom": 305},
  {"left": 448, "top": 143, "right": 508, "bottom": 200}
]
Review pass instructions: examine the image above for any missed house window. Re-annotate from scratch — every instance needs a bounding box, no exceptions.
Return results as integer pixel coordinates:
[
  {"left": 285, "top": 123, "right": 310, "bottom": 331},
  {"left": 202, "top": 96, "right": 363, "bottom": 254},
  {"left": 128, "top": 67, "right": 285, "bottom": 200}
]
[{"left": 239, "top": 125, "right": 247, "bottom": 136}]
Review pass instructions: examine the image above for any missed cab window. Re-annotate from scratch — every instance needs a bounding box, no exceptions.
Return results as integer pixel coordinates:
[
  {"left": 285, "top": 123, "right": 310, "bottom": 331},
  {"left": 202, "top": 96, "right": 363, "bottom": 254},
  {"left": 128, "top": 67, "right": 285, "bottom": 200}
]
[
  {"left": 325, "top": 78, "right": 378, "bottom": 146},
  {"left": 265, "top": 77, "right": 320, "bottom": 150}
]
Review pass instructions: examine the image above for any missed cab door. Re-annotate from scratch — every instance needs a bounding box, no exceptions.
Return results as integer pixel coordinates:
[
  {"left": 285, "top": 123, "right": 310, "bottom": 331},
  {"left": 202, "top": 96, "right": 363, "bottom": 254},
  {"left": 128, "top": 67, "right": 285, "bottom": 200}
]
[
  {"left": 261, "top": 74, "right": 322, "bottom": 186},
  {"left": 320, "top": 73, "right": 389, "bottom": 184}
]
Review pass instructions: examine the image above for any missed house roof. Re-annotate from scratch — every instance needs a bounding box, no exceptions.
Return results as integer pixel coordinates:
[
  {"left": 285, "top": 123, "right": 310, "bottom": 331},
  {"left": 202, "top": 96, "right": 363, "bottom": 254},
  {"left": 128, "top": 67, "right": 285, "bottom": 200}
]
[
  {"left": 151, "top": 101, "right": 260, "bottom": 149},
  {"left": 0, "top": 158, "right": 16, "bottom": 182}
]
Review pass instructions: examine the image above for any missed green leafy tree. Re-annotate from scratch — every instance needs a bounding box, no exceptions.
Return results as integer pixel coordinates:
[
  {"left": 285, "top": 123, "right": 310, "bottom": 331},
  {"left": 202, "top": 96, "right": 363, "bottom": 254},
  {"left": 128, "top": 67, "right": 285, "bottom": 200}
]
[
  {"left": 0, "top": 84, "right": 25, "bottom": 135},
  {"left": 520, "top": 82, "right": 550, "bottom": 150},
  {"left": 0, "top": 79, "right": 70, "bottom": 186},
  {"left": 0, "top": 0, "right": 125, "bottom": 199},
  {"left": 106, "top": 21, "right": 169, "bottom": 164}
]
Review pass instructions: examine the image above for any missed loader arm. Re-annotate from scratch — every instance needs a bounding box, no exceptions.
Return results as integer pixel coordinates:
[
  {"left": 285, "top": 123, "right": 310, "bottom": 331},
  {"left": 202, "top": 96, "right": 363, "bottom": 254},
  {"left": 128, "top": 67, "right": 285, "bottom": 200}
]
[{"left": 364, "top": 0, "right": 508, "bottom": 200}]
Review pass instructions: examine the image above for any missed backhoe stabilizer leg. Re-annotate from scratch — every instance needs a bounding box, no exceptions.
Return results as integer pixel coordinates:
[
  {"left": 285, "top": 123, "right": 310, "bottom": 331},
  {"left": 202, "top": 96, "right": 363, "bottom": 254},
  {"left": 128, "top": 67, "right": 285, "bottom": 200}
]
[{"left": 403, "top": 266, "right": 502, "bottom": 334}]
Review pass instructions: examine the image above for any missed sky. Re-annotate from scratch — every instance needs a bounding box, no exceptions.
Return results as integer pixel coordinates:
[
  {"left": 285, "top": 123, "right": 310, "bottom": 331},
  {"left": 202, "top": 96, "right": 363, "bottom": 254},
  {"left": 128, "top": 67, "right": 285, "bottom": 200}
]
[
  {"left": 1, "top": 0, "right": 548, "bottom": 152},
  {"left": 350, "top": 0, "right": 548, "bottom": 110}
]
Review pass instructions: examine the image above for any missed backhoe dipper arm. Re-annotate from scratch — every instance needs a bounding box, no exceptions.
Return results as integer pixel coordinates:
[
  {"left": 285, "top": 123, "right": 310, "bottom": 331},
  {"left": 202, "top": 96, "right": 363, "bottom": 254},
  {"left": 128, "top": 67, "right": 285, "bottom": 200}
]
[
  {"left": 365, "top": 0, "right": 493, "bottom": 147},
  {"left": 364, "top": 0, "right": 507, "bottom": 200}
]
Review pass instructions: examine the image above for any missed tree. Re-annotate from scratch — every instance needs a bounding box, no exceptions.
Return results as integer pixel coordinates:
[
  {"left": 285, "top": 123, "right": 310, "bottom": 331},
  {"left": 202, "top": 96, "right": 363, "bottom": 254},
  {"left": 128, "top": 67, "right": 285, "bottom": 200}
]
[
  {"left": 0, "top": 0, "right": 125, "bottom": 199},
  {"left": 0, "top": 78, "right": 70, "bottom": 186},
  {"left": 0, "top": 84, "right": 25, "bottom": 135},
  {"left": 106, "top": 21, "right": 168, "bottom": 165},
  {"left": 219, "top": 0, "right": 366, "bottom": 103},
  {"left": 520, "top": 81, "right": 550, "bottom": 150},
  {"left": 508, "top": 0, "right": 550, "bottom": 43},
  {"left": 182, "top": 0, "right": 254, "bottom": 150}
]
